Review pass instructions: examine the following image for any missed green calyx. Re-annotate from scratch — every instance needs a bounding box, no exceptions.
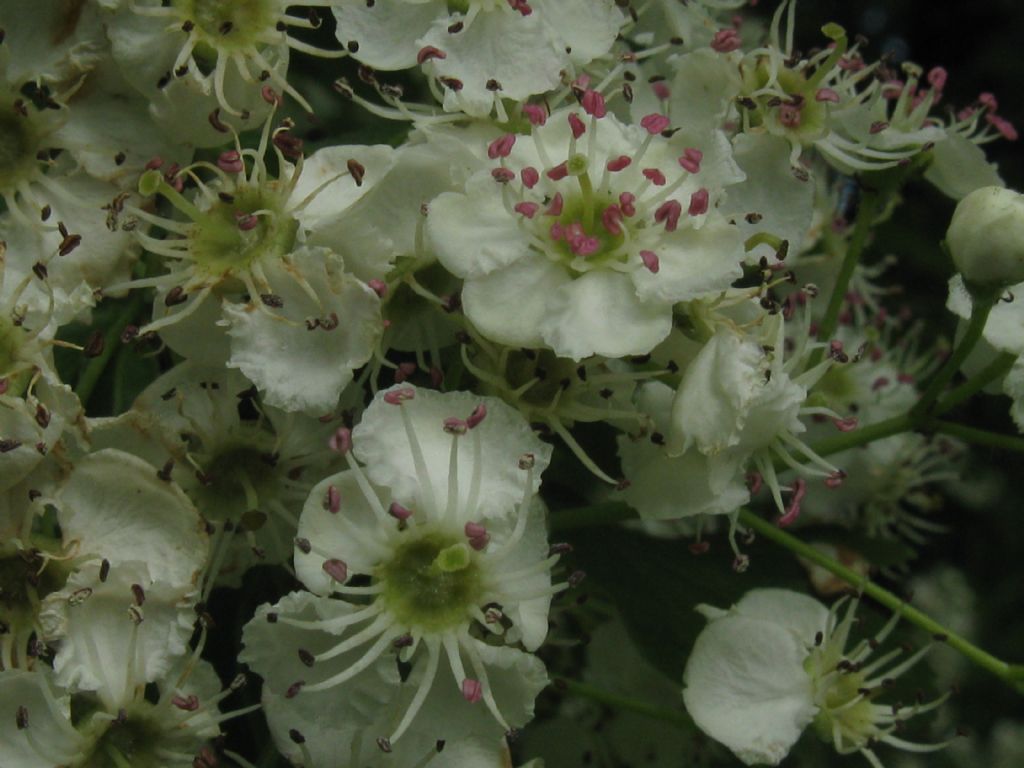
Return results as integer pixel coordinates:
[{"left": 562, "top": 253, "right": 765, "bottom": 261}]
[{"left": 378, "top": 532, "right": 482, "bottom": 632}]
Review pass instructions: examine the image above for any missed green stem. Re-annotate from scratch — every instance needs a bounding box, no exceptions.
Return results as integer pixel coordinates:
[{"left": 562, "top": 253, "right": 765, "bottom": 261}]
[
  {"left": 738, "top": 508, "right": 1024, "bottom": 694},
  {"left": 556, "top": 678, "right": 694, "bottom": 729},
  {"left": 927, "top": 418, "right": 1024, "bottom": 453},
  {"left": 75, "top": 292, "right": 146, "bottom": 408},
  {"left": 911, "top": 293, "right": 997, "bottom": 418},
  {"left": 806, "top": 413, "right": 914, "bottom": 459},
  {"left": 933, "top": 351, "right": 1017, "bottom": 416},
  {"left": 808, "top": 188, "right": 881, "bottom": 369}
]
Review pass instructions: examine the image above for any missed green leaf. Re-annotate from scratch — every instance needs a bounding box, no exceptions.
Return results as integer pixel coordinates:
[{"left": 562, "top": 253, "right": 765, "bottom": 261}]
[{"left": 565, "top": 526, "right": 807, "bottom": 683}]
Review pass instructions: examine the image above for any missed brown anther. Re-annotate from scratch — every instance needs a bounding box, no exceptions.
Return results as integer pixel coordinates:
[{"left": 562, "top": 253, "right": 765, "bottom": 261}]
[
  {"left": 99, "top": 559, "right": 110, "bottom": 583},
  {"left": 208, "top": 108, "right": 230, "bottom": 133},
  {"left": 260, "top": 293, "right": 284, "bottom": 308},
  {"left": 34, "top": 405, "right": 50, "bottom": 428},
  {"left": 346, "top": 159, "right": 365, "bottom": 186},
  {"left": 164, "top": 286, "right": 188, "bottom": 306},
  {"left": 218, "top": 20, "right": 233, "bottom": 34},
  {"left": 0, "top": 439, "right": 23, "bottom": 453},
  {"left": 131, "top": 583, "right": 146, "bottom": 606},
  {"left": 58, "top": 232, "right": 82, "bottom": 256},
  {"left": 157, "top": 459, "right": 175, "bottom": 482},
  {"left": 83, "top": 330, "right": 105, "bottom": 358},
  {"left": 31, "top": 262, "right": 47, "bottom": 280}
]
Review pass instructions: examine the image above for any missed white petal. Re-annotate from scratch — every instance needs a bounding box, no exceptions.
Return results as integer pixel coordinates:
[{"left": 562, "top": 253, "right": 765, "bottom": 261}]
[
  {"left": 241, "top": 591, "right": 399, "bottom": 764},
  {"left": 665, "top": 49, "right": 743, "bottom": 133},
  {"left": 42, "top": 562, "right": 196, "bottom": 710},
  {"left": 618, "top": 438, "right": 749, "bottom": 520},
  {"left": 332, "top": 0, "right": 442, "bottom": 71},
  {"left": 946, "top": 274, "right": 1024, "bottom": 355},
  {"left": 57, "top": 449, "right": 207, "bottom": 589},
  {"left": 291, "top": 145, "right": 396, "bottom": 233},
  {"left": 294, "top": 470, "right": 387, "bottom": 595},
  {"left": 631, "top": 212, "right": 746, "bottom": 304},
  {"left": 0, "top": 668, "right": 83, "bottom": 768},
  {"left": 925, "top": 133, "right": 1004, "bottom": 201},
  {"left": 353, "top": 385, "right": 552, "bottom": 520},
  {"left": 683, "top": 613, "right": 817, "bottom": 766},
  {"left": 461, "top": 256, "right": 568, "bottom": 349},
  {"left": 721, "top": 134, "right": 815, "bottom": 262},
  {"left": 542, "top": 269, "right": 672, "bottom": 360},
  {"left": 428, "top": 179, "right": 528, "bottom": 279},
  {"left": 730, "top": 588, "right": 830, "bottom": 645},
  {"left": 224, "top": 247, "right": 382, "bottom": 414},
  {"left": 531, "top": 0, "right": 625, "bottom": 64},
  {"left": 420, "top": 10, "right": 565, "bottom": 116}
]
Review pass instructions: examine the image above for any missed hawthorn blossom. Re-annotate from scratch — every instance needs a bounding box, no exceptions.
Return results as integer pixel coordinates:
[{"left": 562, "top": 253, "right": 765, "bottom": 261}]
[
  {"left": 108, "top": 110, "right": 387, "bottom": 412},
  {"left": 427, "top": 100, "right": 746, "bottom": 360},
  {"left": 683, "top": 589, "right": 950, "bottom": 767},
  {"left": 90, "top": 362, "right": 344, "bottom": 584},
  {"left": 243, "top": 385, "right": 561, "bottom": 759},
  {"left": 668, "top": 312, "right": 849, "bottom": 525}
]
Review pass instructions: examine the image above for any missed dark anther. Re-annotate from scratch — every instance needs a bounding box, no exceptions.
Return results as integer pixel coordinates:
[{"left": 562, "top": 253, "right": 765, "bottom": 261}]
[
  {"left": 260, "top": 293, "right": 284, "bottom": 308},
  {"left": 347, "top": 159, "right": 366, "bottom": 186},
  {"left": 208, "top": 108, "right": 229, "bottom": 133},
  {"left": 83, "top": 330, "right": 105, "bottom": 358},
  {"left": 158, "top": 459, "right": 175, "bottom": 482},
  {"left": 164, "top": 286, "right": 188, "bottom": 306}
]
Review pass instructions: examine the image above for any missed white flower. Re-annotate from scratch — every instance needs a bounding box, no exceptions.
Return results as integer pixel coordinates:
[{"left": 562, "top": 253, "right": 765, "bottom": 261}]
[
  {"left": 668, "top": 315, "right": 844, "bottom": 523},
  {"left": 1, "top": 447, "right": 207, "bottom": 673},
  {"left": 88, "top": 361, "right": 344, "bottom": 584},
  {"left": 0, "top": 642, "right": 246, "bottom": 767},
  {"left": 242, "top": 385, "right": 561, "bottom": 758},
  {"left": 617, "top": 381, "right": 750, "bottom": 520},
  {"left": 109, "top": 115, "right": 387, "bottom": 412},
  {"left": 683, "top": 588, "right": 949, "bottom": 767},
  {"left": 332, "top": 0, "right": 626, "bottom": 117},
  {"left": 103, "top": 0, "right": 342, "bottom": 140},
  {"left": 427, "top": 101, "right": 745, "bottom": 360}
]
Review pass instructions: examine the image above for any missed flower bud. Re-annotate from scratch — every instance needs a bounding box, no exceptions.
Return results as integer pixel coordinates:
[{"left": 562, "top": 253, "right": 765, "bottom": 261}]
[{"left": 946, "top": 186, "right": 1024, "bottom": 290}]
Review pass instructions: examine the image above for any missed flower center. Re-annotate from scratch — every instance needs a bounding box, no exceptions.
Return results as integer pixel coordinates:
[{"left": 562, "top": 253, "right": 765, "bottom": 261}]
[
  {"left": 0, "top": 538, "right": 68, "bottom": 632},
  {"left": 190, "top": 441, "right": 279, "bottom": 520},
  {"left": 190, "top": 186, "right": 298, "bottom": 277},
  {"left": 0, "top": 103, "right": 41, "bottom": 198},
  {"left": 140, "top": 168, "right": 299, "bottom": 281},
  {"left": 172, "top": 0, "right": 279, "bottom": 55},
  {"left": 378, "top": 531, "right": 482, "bottom": 632},
  {"left": 77, "top": 701, "right": 176, "bottom": 768}
]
